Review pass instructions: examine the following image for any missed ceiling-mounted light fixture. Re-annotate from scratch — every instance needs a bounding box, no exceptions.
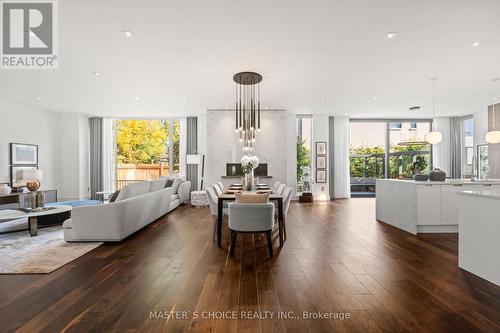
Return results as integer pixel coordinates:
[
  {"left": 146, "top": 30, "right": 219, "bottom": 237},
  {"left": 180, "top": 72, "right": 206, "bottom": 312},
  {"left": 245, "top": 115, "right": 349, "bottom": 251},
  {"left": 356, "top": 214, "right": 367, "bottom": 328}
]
[
  {"left": 233, "top": 72, "right": 262, "bottom": 151},
  {"left": 426, "top": 78, "right": 443, "bottom": 144},
  {"left": 486, "top": 79, "right": 500, "bottom": 144}
]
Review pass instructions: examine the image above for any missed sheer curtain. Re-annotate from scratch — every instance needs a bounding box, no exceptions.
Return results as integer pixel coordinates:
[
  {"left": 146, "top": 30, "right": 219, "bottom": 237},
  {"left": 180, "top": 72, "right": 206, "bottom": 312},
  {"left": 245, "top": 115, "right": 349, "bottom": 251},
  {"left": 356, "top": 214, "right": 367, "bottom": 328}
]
[
  {"left": 332, "top": 116, "right": 350, "bottom": 198},
  {"left": 450, "top": 117, "right": 462, "bottom": 179},
  {"left": 89, "top": 117, "right": 103, "bottom": 199},
  {"left": 102, "top": 118, "right": 115, "bottom": 192}
]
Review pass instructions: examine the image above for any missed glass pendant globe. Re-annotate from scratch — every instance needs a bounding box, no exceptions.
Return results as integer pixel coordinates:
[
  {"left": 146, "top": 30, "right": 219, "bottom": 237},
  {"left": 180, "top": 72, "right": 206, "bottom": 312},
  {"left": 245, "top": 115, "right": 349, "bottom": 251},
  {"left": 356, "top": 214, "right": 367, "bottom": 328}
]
[
  {"left": 426, "top": 131, "right": 442, "bottom": 144},
  {"left": 485, "top": 130, "right": 500, "bottom": 144}
]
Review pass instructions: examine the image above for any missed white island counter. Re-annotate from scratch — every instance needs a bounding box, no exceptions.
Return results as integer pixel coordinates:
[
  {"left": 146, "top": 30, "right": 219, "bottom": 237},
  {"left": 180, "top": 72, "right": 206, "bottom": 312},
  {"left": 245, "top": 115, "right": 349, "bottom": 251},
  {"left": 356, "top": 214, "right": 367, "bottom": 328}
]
[
  {"left": 376, "top": 179, "right": 500, "bottom": 234},
  {"left": 458, "top": 190, "right": 500, "bottom": 286}
]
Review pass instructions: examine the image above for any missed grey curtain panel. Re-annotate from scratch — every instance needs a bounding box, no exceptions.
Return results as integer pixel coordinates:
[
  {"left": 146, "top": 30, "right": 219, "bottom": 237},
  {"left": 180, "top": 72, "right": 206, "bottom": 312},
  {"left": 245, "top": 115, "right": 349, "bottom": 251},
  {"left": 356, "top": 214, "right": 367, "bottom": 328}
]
[
  {"left": 186, "top": 117, "right": 198, "bottom": 190},
  {"left": 89, "top": 117, "right": 103, "bottom": 200},
  {"left": 449, "top": 117, "right": 462, "bottom": 179}
]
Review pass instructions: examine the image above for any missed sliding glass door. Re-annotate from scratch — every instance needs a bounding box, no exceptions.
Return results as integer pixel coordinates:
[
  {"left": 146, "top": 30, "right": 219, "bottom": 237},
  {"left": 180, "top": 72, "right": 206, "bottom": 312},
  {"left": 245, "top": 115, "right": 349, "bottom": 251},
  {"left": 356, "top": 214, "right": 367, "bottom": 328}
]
[
  {"left": 349, "top": 119, "right": 432, "bottom": 197},
  {"left": 114, "top": 119, "right": 181, "bottom": 190}
]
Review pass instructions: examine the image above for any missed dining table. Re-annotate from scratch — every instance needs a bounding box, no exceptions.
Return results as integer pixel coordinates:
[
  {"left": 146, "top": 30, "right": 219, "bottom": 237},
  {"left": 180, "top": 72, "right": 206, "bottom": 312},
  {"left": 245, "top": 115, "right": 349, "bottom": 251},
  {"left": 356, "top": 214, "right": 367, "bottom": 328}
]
[{"left": 216, "top": 185, "right": 286, "bottom": 248}]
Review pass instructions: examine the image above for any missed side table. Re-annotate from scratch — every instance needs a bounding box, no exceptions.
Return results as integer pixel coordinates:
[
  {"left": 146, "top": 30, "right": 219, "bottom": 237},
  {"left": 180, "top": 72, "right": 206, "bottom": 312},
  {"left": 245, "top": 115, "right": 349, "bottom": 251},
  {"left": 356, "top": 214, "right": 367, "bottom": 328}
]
[{"left": 191, "top": 190, "right": 208, "bottom": 207}]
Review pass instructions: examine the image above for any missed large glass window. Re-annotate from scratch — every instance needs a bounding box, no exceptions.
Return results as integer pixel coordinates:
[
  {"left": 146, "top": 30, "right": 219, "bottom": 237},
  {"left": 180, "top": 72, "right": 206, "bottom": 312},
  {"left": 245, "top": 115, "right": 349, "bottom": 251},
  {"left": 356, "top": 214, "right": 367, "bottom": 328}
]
[
  {"left": 461, "top": 117, "right": 474, "bottom": 178},
  {"left": 114, "top": 119, "right": 181, "bottom": 189},
  {"left": 389, "top": 121, "right": 432, "bottom": 179},
  {"left": 296, "top": 115, "right": 313, "bottom": 192},
  {"left": 349, "top": 122, "right": 386, "bottom": 196},
  {"left": 349, "top": 120, "right": 432, "bottom": 197}
]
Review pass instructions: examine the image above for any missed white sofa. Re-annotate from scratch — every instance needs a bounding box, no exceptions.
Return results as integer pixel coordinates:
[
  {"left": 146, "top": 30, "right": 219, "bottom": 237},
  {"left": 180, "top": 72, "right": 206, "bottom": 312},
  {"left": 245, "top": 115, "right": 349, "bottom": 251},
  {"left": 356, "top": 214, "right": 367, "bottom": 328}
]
[{"left": 63, "top": 178, "right": 191, "bottom": 242}]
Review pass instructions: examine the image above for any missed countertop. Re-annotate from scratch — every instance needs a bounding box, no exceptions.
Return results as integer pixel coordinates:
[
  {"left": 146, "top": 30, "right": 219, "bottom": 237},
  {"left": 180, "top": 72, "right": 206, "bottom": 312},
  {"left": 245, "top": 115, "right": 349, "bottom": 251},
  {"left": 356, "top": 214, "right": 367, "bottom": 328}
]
[
  {"left": 377, "top": 179, "right": 500, "bottom": 186},
  {"left": 457, "top": 190, "right": 500, "bottom": 200}
]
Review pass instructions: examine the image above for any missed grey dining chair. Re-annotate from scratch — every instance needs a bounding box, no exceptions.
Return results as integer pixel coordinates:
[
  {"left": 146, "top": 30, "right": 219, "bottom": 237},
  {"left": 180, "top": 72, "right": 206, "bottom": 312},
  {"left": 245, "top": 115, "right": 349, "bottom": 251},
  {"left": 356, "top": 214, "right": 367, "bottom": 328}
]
[
  {"left": 206, "top": 187, "right": 227, "bottom": 241},
  {"left": 272, "top": 182, "right": 281, "bottom": 193},
  {"left": 228, "top": 203, "right": 275, "bottom": 258}
]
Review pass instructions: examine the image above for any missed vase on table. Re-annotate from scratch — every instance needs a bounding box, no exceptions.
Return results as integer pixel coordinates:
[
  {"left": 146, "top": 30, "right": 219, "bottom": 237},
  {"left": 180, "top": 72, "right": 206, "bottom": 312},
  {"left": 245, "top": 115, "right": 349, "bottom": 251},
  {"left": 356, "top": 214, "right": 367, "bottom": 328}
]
[
  {"left": 244, "top": 169, "right": 255, "bottom": 191},
  {"left": 0, "top": 184, "right": 12, "bottom": 195}
]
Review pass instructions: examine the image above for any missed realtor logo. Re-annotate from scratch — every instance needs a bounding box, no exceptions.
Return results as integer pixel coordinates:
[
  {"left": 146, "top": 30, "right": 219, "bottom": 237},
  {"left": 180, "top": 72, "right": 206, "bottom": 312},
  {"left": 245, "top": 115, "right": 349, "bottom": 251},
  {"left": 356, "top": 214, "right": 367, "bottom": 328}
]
[{"left": 1, "top": 0, "right": 58, "bottom": 69}]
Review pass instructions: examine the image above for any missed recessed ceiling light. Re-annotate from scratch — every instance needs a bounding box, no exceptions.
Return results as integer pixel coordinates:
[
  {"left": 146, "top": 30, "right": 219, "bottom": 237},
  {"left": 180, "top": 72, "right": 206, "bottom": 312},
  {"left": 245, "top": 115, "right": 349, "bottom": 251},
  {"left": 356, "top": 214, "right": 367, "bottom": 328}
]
[
  {"left": 372, "top": 96, "right": 377, "bottom": 100},
  {"left": 133, "top": 96, "right": 140, "bottom": 101},
  {"left": 320, "top": 96, "right": 325, "bottom": 100},
  {"left": 92, "top": 72, "right": 101, "bottom": 76},
  {"left": 386, "top": 32, "right": 398, "bottom": 39},
  {"left": 122, "top": 30, "right": 134, "bottom": 37},
  {"left": 472, "top": 41, "right": 483, "bottom": 47},
  {"left": 36, "top": 97, "right": 41, "bottom": 101}
]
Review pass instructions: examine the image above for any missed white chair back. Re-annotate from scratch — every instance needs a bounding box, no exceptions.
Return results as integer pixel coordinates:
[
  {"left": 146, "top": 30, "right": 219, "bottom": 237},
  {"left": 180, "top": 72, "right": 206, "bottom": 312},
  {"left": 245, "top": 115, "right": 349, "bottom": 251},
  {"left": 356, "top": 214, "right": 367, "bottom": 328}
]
[
  {"left": 272, "top": 182, "right": 281, "bottom": 193},
  {"left": 217, "top": 182, "right": 225, "bottom": 191},
  {"left": 213, "top": 184, "right": 223, "bottom": 196},
  {"left": 276, "top": 183, "right": 286, "bottom": 196},
  {"left": 228, "top": 203, "right": 275, "bottom": 232},
  {"left": 282, "top": 187, "right": 293, "bottom": 216},
  {"left": 206, "top": 187, "right": 218, "bottom": 216}
]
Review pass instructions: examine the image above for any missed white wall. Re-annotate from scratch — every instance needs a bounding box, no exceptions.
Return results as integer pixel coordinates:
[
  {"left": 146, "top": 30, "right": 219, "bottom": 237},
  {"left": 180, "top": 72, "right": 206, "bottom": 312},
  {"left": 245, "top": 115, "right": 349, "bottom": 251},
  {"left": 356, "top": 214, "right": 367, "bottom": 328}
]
[
  {"left": 312, "top": 114, "right": 330, "bottom": 200},
  {"left": 0, "top": 98, "right": 89, "bottom": 201},
  {"left": 205, "top": 110, "right": 289, "bottom": 189},
  {"left": 0, "top": 98, "right": 59, "bottom": 190}
]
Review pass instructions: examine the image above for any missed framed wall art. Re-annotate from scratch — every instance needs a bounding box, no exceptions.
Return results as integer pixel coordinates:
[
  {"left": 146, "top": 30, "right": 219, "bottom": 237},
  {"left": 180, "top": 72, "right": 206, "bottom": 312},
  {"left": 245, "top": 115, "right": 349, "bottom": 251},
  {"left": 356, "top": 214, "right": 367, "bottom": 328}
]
[{"left": 10, "top": 143, "right": 38, "bottom": 165}]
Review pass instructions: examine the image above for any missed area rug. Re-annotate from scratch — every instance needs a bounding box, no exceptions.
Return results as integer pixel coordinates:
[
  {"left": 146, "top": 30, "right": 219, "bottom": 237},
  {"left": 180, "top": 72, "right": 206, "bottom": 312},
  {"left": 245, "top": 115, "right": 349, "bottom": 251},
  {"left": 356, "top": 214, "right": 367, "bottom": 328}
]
[{"left": 0, "top": 226, "right": 102, "bottom": 274}]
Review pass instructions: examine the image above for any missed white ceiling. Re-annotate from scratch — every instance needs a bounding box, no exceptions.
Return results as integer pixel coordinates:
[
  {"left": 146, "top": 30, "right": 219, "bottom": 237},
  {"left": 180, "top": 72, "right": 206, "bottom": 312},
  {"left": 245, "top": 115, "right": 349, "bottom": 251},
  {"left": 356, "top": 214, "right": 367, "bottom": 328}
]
[{"left": 1, "top": 0, "right": 499, "bottom": 118}]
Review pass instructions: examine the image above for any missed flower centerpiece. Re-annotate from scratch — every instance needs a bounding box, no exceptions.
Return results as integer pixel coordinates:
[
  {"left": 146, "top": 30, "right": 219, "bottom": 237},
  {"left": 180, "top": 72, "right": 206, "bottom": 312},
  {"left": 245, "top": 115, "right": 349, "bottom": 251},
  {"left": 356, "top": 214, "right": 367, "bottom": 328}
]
[{"left": 241, "top": 155, "right": 259, "bottom": 191}]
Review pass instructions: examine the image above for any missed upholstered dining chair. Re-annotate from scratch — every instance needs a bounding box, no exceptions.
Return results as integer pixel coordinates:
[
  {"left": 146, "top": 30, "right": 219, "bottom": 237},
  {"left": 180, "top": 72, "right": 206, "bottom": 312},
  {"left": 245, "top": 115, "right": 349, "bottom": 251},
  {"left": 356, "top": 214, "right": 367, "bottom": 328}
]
[
  {"left": 206, "top": 187, "right": 227, "bottom": 241},
  {"left": 213, "top": 183, "right": 223, "bottom": 196},
  {"left": 272, "top": 182, "right": 281, "bottom": 193},
  {"left": 217, "top": 182, "right": 225, "bottom": 191},
  {"left": 228, "top": 203, "right": 275, "bottom": 258},
  {"left": 275, "top": 183, "right": 286, "bottom": 196},
  {"left": 281, "top": 186, "right": 293, "bottom": 217}
]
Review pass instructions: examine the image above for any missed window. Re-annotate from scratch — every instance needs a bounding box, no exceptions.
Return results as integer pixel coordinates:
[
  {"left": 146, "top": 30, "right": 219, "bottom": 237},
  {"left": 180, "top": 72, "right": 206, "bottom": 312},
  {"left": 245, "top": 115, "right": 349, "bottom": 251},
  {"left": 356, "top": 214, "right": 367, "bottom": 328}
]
[
  {"left": 296, "top": 115, "right": 312, "bottom": 192},
  {"left": 349, "top": 122, "right": 387, "bottom": 196},
  {"left": 461, "top": 117, "right": 474, "bottom": 178},
  {"left": 390, "top": 122, "right": 402, "bottom": 130},
  {"left": 349, "top": 120, "right": 432, "bottom": 197},
  {"left": 114, "top": 119, "right": 181, "bottom": 189}
]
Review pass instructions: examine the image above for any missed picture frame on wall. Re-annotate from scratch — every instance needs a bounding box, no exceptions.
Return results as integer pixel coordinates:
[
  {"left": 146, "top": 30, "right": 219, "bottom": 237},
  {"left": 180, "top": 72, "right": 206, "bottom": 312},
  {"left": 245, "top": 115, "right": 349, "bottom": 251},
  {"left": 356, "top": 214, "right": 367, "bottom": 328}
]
[
  {"left": 477, "top": 144, "right": 489, "bottom": 180},
  {"left": 10, "top": 143, "right": 38, "bottom": 165},
  {"left": 10, "top": 166, "right": 38, "bottom": 188},
  {"left": 316, "top": 156, "right": 326, "bottom": 169},
  {"left": 316, "top": 169, "right": 326, "bottom": 183},
  {"left": 316, "top": 141, "right": 327, "bottom": 155}
]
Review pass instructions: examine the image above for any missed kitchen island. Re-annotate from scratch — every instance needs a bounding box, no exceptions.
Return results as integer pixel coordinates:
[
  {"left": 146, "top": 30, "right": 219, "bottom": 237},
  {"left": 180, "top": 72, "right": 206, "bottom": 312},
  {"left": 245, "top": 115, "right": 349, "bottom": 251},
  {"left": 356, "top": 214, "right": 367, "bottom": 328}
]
[
  {"left": 376, "top": 179, "right": 500, "bottom": 234},
  {"left": 458, "top": 190, "right": 500, "bottom": 286}
]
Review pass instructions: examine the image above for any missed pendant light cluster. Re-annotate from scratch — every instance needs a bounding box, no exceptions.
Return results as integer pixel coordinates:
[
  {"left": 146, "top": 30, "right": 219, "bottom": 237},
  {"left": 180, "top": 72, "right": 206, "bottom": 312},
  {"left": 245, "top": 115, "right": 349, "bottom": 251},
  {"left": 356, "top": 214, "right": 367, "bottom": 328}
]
[
  {"left": 485, "top": 78, "right": 500, "bottom": 144},
  {"left": 426, "top": 78, "right": 443, "bottom": 145},
  {"left": 233, "top": 72, "right": 262, "bottom": 151}
]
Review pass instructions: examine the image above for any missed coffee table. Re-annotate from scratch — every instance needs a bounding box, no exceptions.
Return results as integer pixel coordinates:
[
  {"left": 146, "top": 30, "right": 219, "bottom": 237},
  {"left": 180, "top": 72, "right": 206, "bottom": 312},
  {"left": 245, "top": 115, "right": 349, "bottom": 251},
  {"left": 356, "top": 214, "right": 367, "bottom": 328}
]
[{"left": 0, "top": 205, "right": 72, "bottom": 237}]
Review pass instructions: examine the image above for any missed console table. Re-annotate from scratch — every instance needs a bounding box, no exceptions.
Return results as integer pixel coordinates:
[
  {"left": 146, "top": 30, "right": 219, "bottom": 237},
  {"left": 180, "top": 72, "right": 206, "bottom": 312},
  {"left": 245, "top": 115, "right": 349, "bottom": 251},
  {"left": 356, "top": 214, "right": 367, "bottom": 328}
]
[{"left": 0, "top": 189, "right": 57, "bottom": 210}]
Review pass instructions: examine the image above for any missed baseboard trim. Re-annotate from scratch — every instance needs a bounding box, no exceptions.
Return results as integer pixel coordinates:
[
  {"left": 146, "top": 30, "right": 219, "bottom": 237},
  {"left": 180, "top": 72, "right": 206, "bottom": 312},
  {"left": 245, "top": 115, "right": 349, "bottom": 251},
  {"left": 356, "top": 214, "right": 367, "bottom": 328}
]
[{"left": 417, "top": 225, "right": 458, "bottom": 233}]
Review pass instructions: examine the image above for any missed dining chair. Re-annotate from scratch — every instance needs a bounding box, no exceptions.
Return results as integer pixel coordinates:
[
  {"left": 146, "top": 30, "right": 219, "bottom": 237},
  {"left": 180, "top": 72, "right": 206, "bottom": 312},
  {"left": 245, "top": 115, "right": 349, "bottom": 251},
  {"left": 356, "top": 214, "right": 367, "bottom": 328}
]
[
  {"left": 217, "top": 182, "right": 225, "bottom": 191},
  {"left": 276, "top": 183, "right": 286, "bottom": 196},
  {"left": 206, "top": 187, "right": 227, "bottom": 241},
  {"left": 281, "top": 186, "right": 293, "bottom": 217},
  {"left": 213, "top": 184, "right": 223, "bottom": 196},
  {"left": 272, "top": 182, "right": 281, "bottom": 193},
  {"left": 228, "top": 203, "right": 275, "bottom": 258}
]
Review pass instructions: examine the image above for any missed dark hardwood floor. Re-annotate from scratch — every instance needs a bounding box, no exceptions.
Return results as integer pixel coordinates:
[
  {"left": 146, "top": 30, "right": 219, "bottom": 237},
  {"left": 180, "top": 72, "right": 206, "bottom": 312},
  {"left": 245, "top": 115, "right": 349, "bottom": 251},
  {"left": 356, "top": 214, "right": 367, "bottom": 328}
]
[{"left": 1, "top": 198, "right": 499, "bottom": 332}]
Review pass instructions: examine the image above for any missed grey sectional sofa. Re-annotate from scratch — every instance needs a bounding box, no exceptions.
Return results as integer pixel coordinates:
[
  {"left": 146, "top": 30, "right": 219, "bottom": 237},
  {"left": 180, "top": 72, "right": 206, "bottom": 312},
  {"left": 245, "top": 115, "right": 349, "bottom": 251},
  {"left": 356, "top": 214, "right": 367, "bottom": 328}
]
[{"left": 63, "top": 178, "right": 191, "bottom": 242}]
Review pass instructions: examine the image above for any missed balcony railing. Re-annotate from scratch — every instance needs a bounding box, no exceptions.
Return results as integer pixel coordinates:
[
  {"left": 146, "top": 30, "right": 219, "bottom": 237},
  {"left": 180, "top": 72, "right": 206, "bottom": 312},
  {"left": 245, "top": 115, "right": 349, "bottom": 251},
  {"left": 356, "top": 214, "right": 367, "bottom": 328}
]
[{"left": 350, "top": 150, "right": 431, "bottom": 196}]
